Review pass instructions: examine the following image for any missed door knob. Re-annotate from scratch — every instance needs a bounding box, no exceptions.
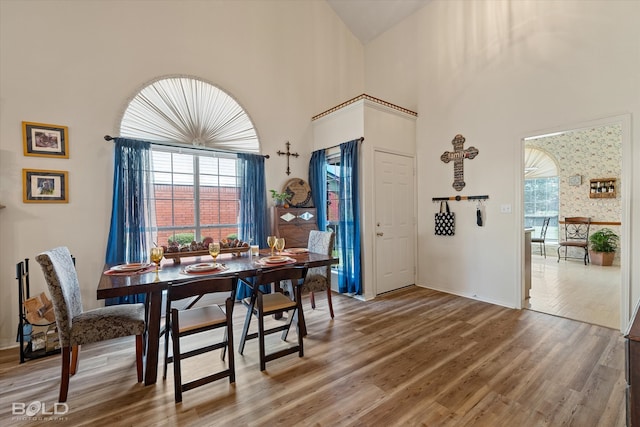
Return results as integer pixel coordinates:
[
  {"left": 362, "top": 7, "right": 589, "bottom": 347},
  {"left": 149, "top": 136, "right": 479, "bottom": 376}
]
[{"left": 376, "top": 232, "right": 384, "bottom": 236}]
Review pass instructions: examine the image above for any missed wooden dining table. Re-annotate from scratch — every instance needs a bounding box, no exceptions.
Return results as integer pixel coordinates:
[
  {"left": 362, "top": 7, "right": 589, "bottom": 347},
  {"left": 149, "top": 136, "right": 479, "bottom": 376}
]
[{"left": 96, "top": 250, "right": 338, "bottom": 385}]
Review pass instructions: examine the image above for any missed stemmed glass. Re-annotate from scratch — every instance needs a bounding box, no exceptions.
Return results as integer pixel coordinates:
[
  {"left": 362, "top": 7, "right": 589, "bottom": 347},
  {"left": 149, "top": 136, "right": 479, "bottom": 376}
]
[
  {"left": 150, "top": 247, "right": 164, "bottom": 273},
  {"left": 275, "top": 237, "right": 285, "bottom": 255},
  {"left": 209, "top": 242, "right": 221, "bottom": 265},
  {"left": 267, "top": 235, "right": 276, "bottom": 256}
]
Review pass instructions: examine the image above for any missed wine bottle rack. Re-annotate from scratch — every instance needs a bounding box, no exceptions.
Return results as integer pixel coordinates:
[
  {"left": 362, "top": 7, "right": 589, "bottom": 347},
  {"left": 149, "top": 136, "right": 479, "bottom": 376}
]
[{"left": 589, "top": 178, "right": 616, "bottom": 199}]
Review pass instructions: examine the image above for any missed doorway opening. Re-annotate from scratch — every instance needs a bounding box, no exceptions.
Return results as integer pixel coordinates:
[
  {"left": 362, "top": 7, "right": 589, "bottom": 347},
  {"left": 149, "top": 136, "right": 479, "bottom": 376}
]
[{"left": 520, "top": 116, "right": 630, "bottom": 331}]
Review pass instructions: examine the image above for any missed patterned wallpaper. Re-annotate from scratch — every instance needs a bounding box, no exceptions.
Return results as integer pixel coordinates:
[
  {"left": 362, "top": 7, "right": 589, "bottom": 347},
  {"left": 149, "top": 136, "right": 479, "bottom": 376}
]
[{"left": 526, "top": 124, "right": 622, "bottom": 238}]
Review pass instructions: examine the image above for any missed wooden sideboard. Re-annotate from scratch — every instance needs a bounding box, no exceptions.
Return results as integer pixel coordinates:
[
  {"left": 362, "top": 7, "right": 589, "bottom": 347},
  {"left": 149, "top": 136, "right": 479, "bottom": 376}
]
[
  {"left": 626, "top": 302, "right": 640, "bottom": 425},
  {"left": 271, "top": 207, "right": 318, "bottom": 249}
]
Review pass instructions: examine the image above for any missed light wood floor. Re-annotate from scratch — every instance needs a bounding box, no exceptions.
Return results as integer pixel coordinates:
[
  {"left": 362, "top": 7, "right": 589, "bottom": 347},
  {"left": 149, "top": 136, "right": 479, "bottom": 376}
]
[
  {"left": 527, "top": 250, "right": 621, "bottom": 330},
  {"left": 0, "top": 286, "right": 626, "bottom": 426}
]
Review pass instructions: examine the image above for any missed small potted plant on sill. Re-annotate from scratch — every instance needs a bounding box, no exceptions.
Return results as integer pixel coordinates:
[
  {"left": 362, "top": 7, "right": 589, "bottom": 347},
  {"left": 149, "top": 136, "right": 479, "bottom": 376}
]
[
  {"left": 588, "top": 227, "right": 619, "bottom": 266},
  {"left": 270, "top": 189, "right": 290, "bottom": 208}
]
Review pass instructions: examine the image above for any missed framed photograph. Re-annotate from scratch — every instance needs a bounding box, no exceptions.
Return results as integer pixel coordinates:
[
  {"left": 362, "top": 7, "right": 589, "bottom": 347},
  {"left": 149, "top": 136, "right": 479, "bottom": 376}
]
[
  {"left": 568, "top": 175, "right": 582, "bottom": 186},
  {"left": 23, "top": 169, "right": 69, "bottom": 203},
  {"left": 22, "top": 121, "right": 69, "bottom": 158}
]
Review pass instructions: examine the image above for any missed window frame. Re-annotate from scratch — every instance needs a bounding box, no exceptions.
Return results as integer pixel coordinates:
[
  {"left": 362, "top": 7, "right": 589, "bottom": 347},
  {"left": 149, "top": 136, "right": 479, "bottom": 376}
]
[
  {"left": 524, "top": 176, "right": 559, "bottom": 242},
  {"left": 325, "top": 153, "right": 341, "bottom": 268},
  {"left": 150, "top": 145, "right": 241, "bottom": 247}
]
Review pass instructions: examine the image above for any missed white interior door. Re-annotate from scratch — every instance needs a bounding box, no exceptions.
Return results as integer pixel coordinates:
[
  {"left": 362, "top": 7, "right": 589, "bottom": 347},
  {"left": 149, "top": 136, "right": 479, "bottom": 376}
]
[{"left": 374, "top": 151, "right": 416, "bottom": 294}]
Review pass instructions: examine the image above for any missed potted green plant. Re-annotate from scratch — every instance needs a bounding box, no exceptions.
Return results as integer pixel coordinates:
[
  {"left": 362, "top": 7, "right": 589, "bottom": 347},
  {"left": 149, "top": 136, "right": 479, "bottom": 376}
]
[
  {"left": 588, "top": 228, "right": 619, "bottom": 266},
  {"left": 269, "top": 189, "right": 290, "bottom": 207}
]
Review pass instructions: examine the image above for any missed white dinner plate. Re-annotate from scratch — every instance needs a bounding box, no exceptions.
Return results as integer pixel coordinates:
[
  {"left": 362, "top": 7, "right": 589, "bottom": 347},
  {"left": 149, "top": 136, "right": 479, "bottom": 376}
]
[
  {"left": 185, "top": 262, "right": 221, "bottom": 273},
  {"left": 262, "top": 256, "right": 294, "bottom": 265},
  {"left": 286, "top": 248, "right": 308, "bottom": 254},
  {"left": 111, "top": 263, "right": 151, "bottom": 272}
]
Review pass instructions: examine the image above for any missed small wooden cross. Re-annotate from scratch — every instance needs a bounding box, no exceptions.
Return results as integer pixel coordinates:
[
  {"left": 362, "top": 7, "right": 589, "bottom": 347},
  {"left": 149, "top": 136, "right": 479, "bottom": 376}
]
[
  {"left": 277, "top": 141, "right": 299, "bottom": 176},
  {"left": 440, "top": 134, "right": 479, "bottom": 191}
]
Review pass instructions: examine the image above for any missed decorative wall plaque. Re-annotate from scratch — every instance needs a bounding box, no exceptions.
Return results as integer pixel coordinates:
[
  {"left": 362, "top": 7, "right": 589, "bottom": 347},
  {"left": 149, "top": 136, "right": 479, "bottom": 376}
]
[
  {"left": 440, "top": 134, "right": 479, "bottom": 191},
  {"left": 283, "top": 178, "right": 312, "bottom": 207}
]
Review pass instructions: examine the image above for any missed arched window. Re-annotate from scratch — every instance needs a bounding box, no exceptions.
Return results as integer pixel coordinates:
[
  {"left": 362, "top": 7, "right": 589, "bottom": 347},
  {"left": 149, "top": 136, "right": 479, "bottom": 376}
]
[
  {"left": 525, "top": 147, "right": 558, "bottom": 179},
  {"left": 118, "top": 76, "right": 260, "bottom": 245},
  {"left": 121, "top": 76, "right": 259, "bottom": 152}
]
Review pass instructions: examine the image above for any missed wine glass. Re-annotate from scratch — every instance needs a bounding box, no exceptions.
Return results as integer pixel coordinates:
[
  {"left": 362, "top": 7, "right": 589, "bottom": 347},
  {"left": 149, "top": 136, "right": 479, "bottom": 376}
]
[
  {"left": 209, "top": 242, "right": 221, "bottom": 265},
  {"left": 275, "top": 237, "right": 285, "bottom": 255},
  {"left": 267, "top": 235, "right": 276, "bottom": 256},
  {"left": 150, "top": 247, "right": 164, "bottom": 272}
]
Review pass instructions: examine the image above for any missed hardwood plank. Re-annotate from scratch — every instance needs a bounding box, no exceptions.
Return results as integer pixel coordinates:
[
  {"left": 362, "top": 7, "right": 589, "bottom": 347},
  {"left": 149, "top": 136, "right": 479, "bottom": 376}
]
[{"left": 0, "top": 286, "right": 625, "bottom": 426}]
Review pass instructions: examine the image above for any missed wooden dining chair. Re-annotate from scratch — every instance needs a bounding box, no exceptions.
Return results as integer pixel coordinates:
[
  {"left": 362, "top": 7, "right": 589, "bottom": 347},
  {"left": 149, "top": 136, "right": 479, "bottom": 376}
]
[
  {"left": 238, "top": 265, "right": 308, "bottom": 371},
  {"left": 36, "top": 246, "right": 145, "bottom": 402},
  {"left": 163, "top": 275, "right": 238, "bottom": 403},
  {"left": 557, "top": 217, "right": 591, "bottom": 265}
]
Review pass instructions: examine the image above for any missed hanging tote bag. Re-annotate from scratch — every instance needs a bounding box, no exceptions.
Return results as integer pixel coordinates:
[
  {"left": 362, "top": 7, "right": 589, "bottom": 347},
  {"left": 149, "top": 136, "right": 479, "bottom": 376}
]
[{"left": 434, "top": 201, "right": 455, "bottom": 236}]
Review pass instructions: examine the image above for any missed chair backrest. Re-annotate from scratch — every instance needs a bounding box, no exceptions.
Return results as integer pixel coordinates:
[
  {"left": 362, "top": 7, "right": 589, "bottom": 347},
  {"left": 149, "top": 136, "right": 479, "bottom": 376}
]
[
  {"left": 307, "top": 230, "right": 335, "bottom": 279},
  {"left": 539, "top": 217, "right": 551, "bottom": 239},
  {"left": 254, "top": 265, "right": 309, "bottom": 289},
  {"left": 563, "top": 217, "right": 591, "bottom": 242},
  {"left": 308, "top": 230, "right": 335, "bottom": 255},
  {"left": 35, "top": 247, "right": 82, "bottom": 347},
  {"left": 167, "top": 275, "right": 238, "bottom": 304}
]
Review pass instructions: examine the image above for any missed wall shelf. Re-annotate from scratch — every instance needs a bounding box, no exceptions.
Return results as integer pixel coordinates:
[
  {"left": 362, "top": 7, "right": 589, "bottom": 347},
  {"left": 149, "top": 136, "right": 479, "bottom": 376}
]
[{"left": 589, "top": 178, "right": 616, "bottom": 199}]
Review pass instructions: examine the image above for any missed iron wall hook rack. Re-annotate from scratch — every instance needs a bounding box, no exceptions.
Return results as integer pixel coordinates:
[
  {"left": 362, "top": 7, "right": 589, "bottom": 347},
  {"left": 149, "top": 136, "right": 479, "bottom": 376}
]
[{"left": 432, "top": 195, "right": 489, "bottom": 202}]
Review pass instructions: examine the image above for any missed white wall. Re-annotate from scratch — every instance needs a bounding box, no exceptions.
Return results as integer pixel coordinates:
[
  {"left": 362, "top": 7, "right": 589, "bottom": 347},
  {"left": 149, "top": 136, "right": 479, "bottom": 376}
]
[
  {"left": 365, "top": 1, "right": 640, "bottom": 315},
  {"left": 0, "top": 0, "right": 364, "bottom": 348}
]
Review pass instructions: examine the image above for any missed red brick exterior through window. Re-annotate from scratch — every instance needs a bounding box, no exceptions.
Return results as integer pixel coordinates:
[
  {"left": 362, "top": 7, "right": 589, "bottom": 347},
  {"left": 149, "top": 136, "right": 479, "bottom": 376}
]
[{"left": 154, "top": 184, "right": 240, "bottom": 245}]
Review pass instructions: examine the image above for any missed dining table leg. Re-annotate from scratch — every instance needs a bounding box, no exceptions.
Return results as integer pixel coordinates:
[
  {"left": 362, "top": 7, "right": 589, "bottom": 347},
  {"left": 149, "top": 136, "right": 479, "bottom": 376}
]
[{"left": 143, "top": 289, "right": 163, "bottom": 385}]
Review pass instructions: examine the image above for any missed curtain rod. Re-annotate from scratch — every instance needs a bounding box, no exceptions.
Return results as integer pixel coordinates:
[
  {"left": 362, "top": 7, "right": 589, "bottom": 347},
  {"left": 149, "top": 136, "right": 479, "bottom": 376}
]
[
  {"left": 104, "top": 135, "right": 270, "bottom": 158},
  {"left": 323, "top": 136, "right": 365, "bottom": 152}
]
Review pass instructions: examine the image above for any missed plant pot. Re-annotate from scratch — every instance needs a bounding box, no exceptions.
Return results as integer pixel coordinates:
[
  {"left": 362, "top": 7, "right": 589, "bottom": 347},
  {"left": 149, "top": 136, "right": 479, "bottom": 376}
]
[{"left": 589, "top": 250, "right": 615, "bottom": 266}]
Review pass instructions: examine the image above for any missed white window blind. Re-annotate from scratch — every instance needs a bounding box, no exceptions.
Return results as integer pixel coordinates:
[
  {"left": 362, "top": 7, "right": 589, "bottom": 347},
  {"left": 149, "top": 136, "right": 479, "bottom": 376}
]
[{"left": 120, "top": 76, "right": 259, "bottom": 153}]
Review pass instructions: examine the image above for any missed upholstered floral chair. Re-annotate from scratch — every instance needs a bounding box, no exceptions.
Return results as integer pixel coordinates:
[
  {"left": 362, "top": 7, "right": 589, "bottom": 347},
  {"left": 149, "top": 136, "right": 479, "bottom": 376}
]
[
  {"left": 304, "top": 230, "right": 336, "bottom": 318},
  {"left": 36, "top": 246, "right": 145, "bottom": 402}
]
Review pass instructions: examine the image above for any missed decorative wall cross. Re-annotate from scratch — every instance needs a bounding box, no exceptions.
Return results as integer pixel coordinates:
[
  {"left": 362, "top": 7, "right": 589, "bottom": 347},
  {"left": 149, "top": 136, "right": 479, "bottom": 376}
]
[
  {"left": 277, "top": 141, "right": 299, "bottom": 175},
  {"left": 440, "top": 134, "right": 479, "bottom": 191}
]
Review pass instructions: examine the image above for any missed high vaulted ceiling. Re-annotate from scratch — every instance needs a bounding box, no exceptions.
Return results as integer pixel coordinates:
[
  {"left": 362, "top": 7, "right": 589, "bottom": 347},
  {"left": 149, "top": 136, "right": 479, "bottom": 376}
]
[{"left": 326, "top": 0, "right": 431, "bottom": 44}]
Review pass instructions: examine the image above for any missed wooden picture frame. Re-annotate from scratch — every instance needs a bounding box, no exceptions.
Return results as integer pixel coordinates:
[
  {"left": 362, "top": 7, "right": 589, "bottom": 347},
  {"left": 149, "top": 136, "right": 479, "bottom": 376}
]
[
  {"left": 22, "top": 121, "right": 69, "bottom": 158},
  {"left": 23, "top": 169, "right": 69, "bottom": 203}
]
